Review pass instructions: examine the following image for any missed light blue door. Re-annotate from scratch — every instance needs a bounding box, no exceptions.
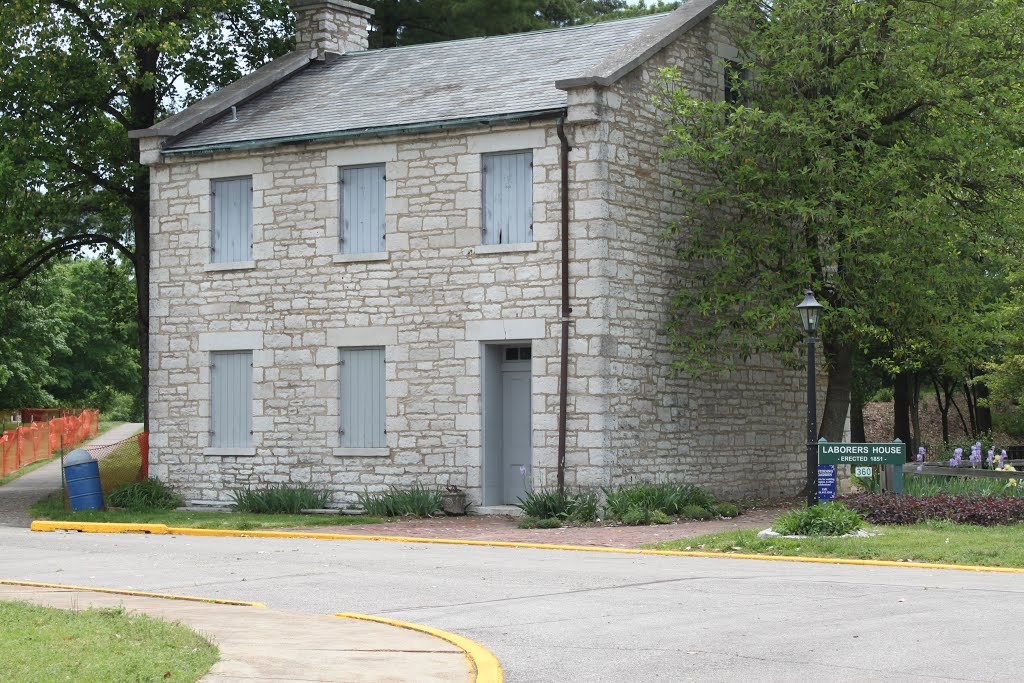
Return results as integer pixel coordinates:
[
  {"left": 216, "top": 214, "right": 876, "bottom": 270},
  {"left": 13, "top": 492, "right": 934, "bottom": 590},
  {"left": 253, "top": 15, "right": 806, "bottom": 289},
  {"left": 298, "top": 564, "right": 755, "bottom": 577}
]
[{"left": 501, "top": 354, "right": 532, "bottom": 504}]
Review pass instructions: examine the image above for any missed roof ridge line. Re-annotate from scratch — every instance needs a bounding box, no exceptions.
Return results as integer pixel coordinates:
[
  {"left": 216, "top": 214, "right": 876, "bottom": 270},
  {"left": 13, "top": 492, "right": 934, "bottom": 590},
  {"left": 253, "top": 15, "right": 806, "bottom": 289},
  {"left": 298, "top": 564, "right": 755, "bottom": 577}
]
[
  {"left": 347, "top": 13, "right": 669, "bottom": 57},
  {"left": 556, "top": 0, "right": 726, "bottom": 91}
]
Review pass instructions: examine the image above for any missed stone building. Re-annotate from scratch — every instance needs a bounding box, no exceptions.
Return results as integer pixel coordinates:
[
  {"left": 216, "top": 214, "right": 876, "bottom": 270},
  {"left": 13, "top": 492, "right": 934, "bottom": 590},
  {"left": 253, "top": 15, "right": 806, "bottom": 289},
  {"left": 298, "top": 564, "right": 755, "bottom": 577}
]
[{"left": 134, "top": 0, "right": 809, "bottom": 508}]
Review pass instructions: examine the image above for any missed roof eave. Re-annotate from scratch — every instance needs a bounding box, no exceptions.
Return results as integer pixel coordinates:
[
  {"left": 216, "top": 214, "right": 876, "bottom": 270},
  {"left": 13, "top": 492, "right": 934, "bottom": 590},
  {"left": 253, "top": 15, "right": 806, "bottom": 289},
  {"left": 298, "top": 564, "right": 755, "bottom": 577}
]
[
  {"left": 128, "top": 48, "right": 318, "bottom": 140},
  {"left": 159, "top": 108, "right": 567, "bottom": 157},
  {"left": 555, "top": 0, "right": 726, "bottom": 91}
]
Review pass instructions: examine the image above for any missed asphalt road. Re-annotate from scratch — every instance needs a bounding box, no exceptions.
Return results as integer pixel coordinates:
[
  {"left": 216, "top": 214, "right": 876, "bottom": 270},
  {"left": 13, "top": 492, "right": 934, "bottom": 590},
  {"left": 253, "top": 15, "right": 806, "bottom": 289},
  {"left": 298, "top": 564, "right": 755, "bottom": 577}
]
[{"left": 2, "top": 527, "right": 1018, "bottom": 682}]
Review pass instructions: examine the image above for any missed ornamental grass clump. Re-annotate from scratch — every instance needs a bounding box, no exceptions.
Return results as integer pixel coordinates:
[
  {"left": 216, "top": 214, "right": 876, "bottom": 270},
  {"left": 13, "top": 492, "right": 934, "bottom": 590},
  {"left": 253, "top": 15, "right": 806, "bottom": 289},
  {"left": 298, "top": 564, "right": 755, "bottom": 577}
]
[
  {"left": 357, "top": 484, "right": 443, "bottom": 517},
  {"left": 106, "top": 478, "right": 183, "bottom": 511},
  {"left": 231, "top": 484, "right": 332, "bottom": 514},
  {"left": 603, "top": 482, "right": 716, "bottom": 520},
  {"left": 773, "top": 502, "right": 863, "bottom": 536},
  {"left": 515, "top": 489, "right": 599, "bottom": 524}
]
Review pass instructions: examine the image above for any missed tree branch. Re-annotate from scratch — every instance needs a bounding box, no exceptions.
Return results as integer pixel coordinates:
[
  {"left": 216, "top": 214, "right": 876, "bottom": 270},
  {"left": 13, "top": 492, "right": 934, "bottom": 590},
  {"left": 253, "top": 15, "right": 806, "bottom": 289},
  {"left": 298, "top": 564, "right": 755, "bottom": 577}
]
[
  {"left": 1, "top": 232, "right": 135, "bottom": 291},
  {"left": 64, "top": 159, "right": 132, "bottom": 200}
]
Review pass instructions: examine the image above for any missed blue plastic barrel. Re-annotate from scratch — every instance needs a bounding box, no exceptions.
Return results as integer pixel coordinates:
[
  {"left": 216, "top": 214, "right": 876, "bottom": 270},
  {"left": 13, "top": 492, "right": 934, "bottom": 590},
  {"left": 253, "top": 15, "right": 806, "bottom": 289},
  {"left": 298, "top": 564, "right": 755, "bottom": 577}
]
[{"left": 64, "top": 449, "right": 103, "bottom": 511}]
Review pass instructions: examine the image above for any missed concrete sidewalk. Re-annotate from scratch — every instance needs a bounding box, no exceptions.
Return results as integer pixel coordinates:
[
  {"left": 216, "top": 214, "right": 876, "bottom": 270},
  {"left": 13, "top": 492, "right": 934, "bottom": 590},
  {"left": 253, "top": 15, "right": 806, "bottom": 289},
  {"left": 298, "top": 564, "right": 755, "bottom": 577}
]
[
  {"left": 0, "top": 583, "right": 471, "bottom": 682},
  {"left": 0, "top": 422, "right": 142, "bottom": 527}
]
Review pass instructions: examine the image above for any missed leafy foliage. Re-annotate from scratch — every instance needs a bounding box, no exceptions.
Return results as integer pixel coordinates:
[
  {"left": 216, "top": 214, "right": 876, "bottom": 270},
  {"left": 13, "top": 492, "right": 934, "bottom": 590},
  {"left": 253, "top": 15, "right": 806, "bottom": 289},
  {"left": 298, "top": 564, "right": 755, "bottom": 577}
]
[
  {"left": 659, "top": 0, "right": 1024, "bottom": 438},
  {"left": 711, "top": 502, "right": 740, "bottom": 518},
  {"left": 232, "top": 484, "right": 332, "bottom": 514},
  {"left": 856, "top": 473, "right": 1024, "bottom": 499},
  {"left": 517, "top": 516, "right": 564, "bottom": 529},
  {"left": 106, "top": 478, "right": 183, "bottom": 511},
  {"left": 620, "top": 507, "right": 672, "bottom": 526},
  {"left": 773, "top": 503, "right": 863, "bottom": 536},
  {"left": 603, "top": 482, "right": 716, "bottom": 521},
  {"left": 845, "top": 493, "right": 1024, "bottom": 526},
  {"left": 358, "top": 484, "right": 443, "bottom": 517},
  {"left": 680, "top": 504, "right": 713, "bottom": 521},
  {"left": 515, "top": 488, "right": 599, "bottom": 523}
]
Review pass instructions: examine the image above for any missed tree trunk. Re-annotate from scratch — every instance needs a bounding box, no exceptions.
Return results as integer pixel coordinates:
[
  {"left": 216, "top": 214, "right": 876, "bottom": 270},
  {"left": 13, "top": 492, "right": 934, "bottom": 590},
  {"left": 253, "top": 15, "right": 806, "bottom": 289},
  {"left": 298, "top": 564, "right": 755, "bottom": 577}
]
[
  {"left": 933, "top": 379, "right": 952, "bottom": 444},
  {"left": 133, "top": 190, "right": 150, "bottom": 432},
  {"left": 850, "top": 396, "right": 866, "bottom": 443},
  {"left": 893, "top": 372, "right": 912, "bottom": 453},
  {"left": 976, "top": 381, "right": 993, "bottom": 434},
  {"left": 909, "top": 373, "right": 921, "bottom": 454},
  {"left": 820, "top": 339, "right": 854, "bottom": 441},
  {"left": 951, "top": 393, "right": 970, "bottom": 438},
  {"left": 964, "top": 383, "right": 978, "bottom": 435}
]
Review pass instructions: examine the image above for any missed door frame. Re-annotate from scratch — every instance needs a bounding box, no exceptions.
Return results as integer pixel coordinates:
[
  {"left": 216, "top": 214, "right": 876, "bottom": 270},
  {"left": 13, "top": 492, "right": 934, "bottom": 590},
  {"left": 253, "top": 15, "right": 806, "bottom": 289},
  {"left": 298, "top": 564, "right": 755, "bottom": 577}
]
[{"left": 480, "top": 341, "right": 533, "bottom": 506}]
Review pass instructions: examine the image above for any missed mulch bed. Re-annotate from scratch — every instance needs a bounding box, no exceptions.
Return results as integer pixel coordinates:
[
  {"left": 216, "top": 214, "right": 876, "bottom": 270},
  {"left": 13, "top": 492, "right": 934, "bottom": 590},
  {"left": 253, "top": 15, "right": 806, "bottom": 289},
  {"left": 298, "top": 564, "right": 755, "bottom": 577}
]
[{"left": 292, "top": 504, "right": 793, "bottom": 549}]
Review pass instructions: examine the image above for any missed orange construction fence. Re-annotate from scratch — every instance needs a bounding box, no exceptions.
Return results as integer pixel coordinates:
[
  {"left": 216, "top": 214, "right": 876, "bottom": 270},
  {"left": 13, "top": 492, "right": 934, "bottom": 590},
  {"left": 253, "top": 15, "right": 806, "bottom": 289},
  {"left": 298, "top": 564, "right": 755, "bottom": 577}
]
[{"left": 0, "top": 409, "right": 100, "bottom": 478}]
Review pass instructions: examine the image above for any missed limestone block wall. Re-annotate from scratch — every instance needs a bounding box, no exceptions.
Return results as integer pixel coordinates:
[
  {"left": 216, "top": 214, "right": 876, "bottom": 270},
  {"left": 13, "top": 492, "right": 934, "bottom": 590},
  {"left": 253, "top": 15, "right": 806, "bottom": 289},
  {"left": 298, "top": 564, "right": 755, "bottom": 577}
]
[
  {"left": 148, "top": 121, "right": 618, "bottom": 504},
  {"left": 596, "top": 19, "right": 810, "bottom": 498}
]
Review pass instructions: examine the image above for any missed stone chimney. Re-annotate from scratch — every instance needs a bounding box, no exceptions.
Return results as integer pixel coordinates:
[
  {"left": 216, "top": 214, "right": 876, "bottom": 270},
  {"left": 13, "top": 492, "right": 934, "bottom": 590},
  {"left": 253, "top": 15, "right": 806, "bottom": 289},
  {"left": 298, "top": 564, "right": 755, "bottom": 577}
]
[{"left": 290, "top": 0, "right": 374, "bottom": 59}]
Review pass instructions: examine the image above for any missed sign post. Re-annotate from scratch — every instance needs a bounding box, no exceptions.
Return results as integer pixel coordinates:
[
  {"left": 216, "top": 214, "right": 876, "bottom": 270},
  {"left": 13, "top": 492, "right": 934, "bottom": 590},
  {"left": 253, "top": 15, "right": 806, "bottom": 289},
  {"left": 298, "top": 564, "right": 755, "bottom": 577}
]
[{"left": 817, "top": 438, "right": 906, "bottom": 495}]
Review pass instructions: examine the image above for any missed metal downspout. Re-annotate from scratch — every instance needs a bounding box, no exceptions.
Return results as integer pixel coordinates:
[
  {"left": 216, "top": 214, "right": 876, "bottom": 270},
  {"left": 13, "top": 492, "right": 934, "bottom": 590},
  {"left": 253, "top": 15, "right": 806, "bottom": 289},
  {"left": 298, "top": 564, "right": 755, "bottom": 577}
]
[{"left": 556, "top": 117, "right": 572, "bottom": 495}]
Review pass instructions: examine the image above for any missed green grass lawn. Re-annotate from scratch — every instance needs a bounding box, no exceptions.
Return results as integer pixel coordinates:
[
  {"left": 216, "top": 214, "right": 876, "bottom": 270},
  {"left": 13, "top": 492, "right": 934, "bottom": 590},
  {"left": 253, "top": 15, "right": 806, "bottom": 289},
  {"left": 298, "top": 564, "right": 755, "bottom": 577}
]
[
  {"left": 648, "top": 521, "right": 1024, "bottom": 568},
  {"left": 30, "top": 492, "right": 387, "bottom": 530},
  {"left": 0, "top": 600, "right": 218, "bottom": 682}
]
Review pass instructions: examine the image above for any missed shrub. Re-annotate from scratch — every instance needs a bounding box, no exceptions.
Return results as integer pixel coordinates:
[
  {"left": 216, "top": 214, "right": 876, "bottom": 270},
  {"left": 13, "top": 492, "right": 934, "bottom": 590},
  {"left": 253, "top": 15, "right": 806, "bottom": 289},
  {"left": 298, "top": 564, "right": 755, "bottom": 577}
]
[
  {"left": 681, "top": 504, "right": 713, "bottom": 521},
  {"left": 232, "top": 484, "right": 332, "bottom": 514},
  {"left": 621, "top": 508, "right": 671, "bottom": 526},
  {"left": 517, "top": 516, "right": 562, "bottom": 529},
  {"left": 713, "top": 502, "right": 740, "bottom": 518},
  {"left": 357, "top": 484, "right": 443, "bottom": 517},
  {"left": 603, "top": 482, "right": 716, "bottom": 519},
  {"left": 773, "top": 503, "right": 863, "bottom": 536},
  {"left": 844, "top": 493, "right": 1024, "bottom": 526},
  {"left": 106, "top": 478, "right": 182, "bottom": 511},
  {"left": 515, "top": 489, "right": 599, "bottom": 523}
]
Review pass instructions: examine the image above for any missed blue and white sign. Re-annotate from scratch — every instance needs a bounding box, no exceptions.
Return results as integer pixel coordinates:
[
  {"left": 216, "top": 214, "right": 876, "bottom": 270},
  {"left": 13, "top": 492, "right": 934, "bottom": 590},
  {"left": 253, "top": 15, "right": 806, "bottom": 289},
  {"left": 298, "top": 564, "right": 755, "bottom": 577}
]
[{"left": 817, "top": 464, "right": 837, "bottom": 501}]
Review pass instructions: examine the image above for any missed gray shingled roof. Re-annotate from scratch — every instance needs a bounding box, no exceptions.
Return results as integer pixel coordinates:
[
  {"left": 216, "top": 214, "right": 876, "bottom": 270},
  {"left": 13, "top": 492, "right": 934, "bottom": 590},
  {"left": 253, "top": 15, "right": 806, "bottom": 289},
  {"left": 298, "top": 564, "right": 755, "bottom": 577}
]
[{"left": 167, "top": 14, "right": 666, "bottom": 151}]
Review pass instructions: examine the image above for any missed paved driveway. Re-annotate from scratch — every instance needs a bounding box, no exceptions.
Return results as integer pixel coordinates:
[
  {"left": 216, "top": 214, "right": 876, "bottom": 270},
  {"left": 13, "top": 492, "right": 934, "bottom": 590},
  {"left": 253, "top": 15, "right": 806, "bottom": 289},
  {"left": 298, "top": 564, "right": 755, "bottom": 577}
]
[{"left": 2, "top": 527, "right": 1018, "bottom": 682}]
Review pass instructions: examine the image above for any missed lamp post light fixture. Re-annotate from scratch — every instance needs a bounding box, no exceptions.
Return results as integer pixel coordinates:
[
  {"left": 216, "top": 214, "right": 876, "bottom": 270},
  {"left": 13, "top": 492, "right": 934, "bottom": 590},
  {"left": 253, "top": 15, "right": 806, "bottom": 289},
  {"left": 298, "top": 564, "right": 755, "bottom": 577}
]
[{"left": 797, "top": 288, "right": 824, "bottom": 507}]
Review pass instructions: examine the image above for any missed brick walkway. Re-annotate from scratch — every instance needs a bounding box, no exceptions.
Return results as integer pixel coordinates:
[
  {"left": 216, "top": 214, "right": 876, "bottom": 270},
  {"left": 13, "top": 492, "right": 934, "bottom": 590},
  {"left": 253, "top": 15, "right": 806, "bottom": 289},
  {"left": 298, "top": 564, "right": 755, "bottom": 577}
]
[{"left": 300, "top": 504, "right": 792, "bottom": 549}]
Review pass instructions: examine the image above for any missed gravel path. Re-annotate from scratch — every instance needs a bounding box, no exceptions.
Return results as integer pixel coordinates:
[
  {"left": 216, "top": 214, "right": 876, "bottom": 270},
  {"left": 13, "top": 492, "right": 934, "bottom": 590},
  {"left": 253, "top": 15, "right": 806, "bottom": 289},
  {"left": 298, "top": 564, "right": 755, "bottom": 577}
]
[{"left": 0, "top": 422, "right": 143, "bottom": 527}]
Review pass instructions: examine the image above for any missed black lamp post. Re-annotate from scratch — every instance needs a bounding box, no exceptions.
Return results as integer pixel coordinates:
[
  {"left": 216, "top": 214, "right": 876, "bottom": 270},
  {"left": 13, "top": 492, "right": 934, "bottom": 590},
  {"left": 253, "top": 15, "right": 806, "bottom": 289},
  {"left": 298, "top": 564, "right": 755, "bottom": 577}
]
[{"left": 797, "top": 288, "right": 824, "bottom": 507}]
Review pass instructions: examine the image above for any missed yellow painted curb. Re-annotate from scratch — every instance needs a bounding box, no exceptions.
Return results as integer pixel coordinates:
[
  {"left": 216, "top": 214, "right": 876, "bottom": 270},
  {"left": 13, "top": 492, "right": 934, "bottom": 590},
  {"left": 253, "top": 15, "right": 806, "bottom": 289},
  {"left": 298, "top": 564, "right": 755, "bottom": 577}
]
[
  {"left": 31, "top": 520, "right": 169, "bottom": 534},
  {"left": 31, "top": 520, "right": 1024, "bottom": 575},
  {"left": 337, "top": 612, "right": 502, "bottom": 683},
  {"left": 0, "top": 579, "right": 267, "bottom": 607}
]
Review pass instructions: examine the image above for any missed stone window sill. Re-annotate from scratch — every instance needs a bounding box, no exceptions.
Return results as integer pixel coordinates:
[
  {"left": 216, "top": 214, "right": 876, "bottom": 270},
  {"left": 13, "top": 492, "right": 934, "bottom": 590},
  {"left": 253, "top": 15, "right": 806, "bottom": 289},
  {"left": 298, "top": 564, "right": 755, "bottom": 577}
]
[
  {"left": 330, "top": 447, "right": 390, "bottom": 458},
  {"left": 204, "top": 447, "right": 256, "bottom": 457},
  {"left": 204, "top": 261, "right": 256, "bottom": 273},
  {"left": 473, "top": 242, "right": 537, "bottom": 255},
  {"left": 333, "top": 252, "right": 389, "bottom": 264}
]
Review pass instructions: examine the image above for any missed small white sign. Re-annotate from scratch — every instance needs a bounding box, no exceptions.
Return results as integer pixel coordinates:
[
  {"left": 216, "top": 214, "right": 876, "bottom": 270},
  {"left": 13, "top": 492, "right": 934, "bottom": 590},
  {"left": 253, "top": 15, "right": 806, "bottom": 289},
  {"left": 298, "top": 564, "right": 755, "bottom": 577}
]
[{"left": 854, "top": 466, "right": 873, "bottom": 478}]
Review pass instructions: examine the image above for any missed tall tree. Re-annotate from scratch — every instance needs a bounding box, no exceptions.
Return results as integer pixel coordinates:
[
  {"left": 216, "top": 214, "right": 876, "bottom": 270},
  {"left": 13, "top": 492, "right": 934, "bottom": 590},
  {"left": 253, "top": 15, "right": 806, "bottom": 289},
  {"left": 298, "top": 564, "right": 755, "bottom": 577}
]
[
  {"left": 660, "top": 0, "right": 1024, "bottom": 442},
  {"left": 1, "top": 0, "right": 667, "bottom": 427},
  {"left": 0, "top": 0, "right": 295, "bottom": 427}
]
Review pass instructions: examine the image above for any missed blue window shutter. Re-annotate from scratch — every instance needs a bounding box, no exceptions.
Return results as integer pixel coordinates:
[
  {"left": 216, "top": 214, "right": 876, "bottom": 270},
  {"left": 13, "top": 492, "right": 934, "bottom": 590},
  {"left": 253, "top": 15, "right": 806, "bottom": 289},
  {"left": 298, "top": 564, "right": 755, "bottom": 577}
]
[
  {"left": 212, "top": 177, "right": 253, "bottom": 263},
  {"left": 211, "top": 350, "right": 252, "bottom": 448},
  {"left": 341, "top": 165, "right": 386, "bottom": 254},
  {"left": 339, "top": 347, "right": 385, "bottom": 448},
  {"left": 482, "top": 151, "right": 533, "bottom": 245}
]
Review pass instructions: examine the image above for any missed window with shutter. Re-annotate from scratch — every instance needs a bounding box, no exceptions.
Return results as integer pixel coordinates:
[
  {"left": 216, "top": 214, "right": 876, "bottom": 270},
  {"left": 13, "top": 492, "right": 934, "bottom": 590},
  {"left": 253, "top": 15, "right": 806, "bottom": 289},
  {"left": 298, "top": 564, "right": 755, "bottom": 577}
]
[
  {"left": 482, "top": 151, "right": 533, "bottom": 245},
  {"left": 210, "top": 350, "right": 253, "bottom": 448},
  {"left": 340, "top": 164, "right": 386, "bottom": 254},
  {"left": 339, "top": 347, "right": 385, "bottom": 448},
  {"left": 211, "top": 177, "right": 253, "bottom": 263}
]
